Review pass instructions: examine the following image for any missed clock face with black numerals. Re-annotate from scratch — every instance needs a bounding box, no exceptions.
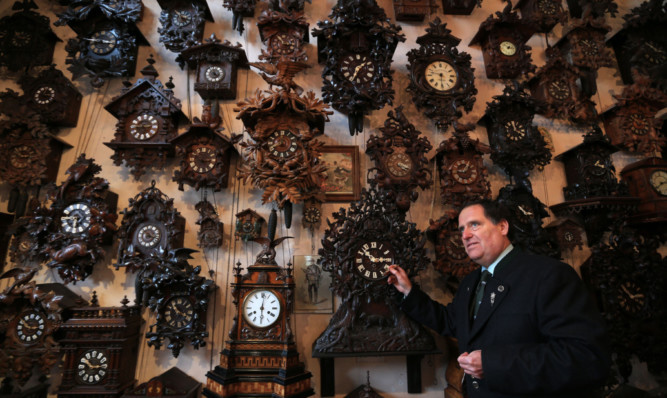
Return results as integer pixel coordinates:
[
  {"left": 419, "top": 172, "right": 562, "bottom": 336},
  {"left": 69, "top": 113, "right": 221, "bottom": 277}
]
[
  {"left": 267, "top": 129, "right": 298, "bottom": 160},
  {"left": 76, "top": 349, "right": 109, "bottom": 385},
  {"left": 163, "top": 296, "right": 194, "bottom": 329},
  {"left": 354, "top": 241, "right": 396, "bottom": 281},
  {"left": 242, "top": 289, "right": 282, "bottom": 328},
  {"left": 15, "top": 310, "right": 46, "bottom": 345},
  {"left": 499, "top": 41, "right": 517, "bottom": 56},
  {"left": 424, "top": 61, "right": 458, "bottom": 92},
  {"left": 649, "top": 170, "right": 667, "bottom": 196}
]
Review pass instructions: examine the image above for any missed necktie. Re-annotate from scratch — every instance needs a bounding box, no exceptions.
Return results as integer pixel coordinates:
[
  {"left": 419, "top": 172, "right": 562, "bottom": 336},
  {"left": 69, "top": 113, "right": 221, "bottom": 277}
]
[{"left": 471, "top": 270, "right": 491, "bottom": 320}]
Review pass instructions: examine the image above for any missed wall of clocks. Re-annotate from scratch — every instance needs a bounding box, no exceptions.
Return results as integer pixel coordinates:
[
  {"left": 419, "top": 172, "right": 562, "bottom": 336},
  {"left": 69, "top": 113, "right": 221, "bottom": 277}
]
[{"left": 0, "top": 0, "right": 664, "bottom": 396}]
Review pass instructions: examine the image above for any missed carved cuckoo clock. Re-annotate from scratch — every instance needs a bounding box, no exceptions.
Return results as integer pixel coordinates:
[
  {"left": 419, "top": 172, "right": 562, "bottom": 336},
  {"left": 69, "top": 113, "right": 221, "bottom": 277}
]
[
  {"left": 257, "top": 7, "right": 309, "bottom": 63},
  {"left": 204, "top": 237, "right": 314, "bottom": 397},
  {"left": 441, "top": 0, "right": 480, "bottom": 14},
  {"left": 32, "top": 155, "right": 118, "bottom": 284},
  {"left": 171, "top": 105, "right": 237, "bottom": 192},
  {"left": 115, "top": 181, "right": 186, "bottom": 274},
  {"left": 195, "top": 199, "right": 224, "bottom": 249},
  {"left": 176, "top": 34, "right": 249, "bottom": 100},
  {"left": 428, "top": 209, "right": 479, "bottom": 279},
  {"left": 481, "top": 83, "right": 552, "bottom": 186},
  {"left": 301, "top": 190, "right": 326, "bottom": 230},
  {"left": 234, "top": 209, "right": 265, "bottom": 242},
  {"left": 222, "top": 0, "right": 256, "bottom": 34},
  {"left": 56, "top": 295, "right": 142, "bottom": 397},
  {"left": 469, "top": 2, "right": 536, "bottom": 79},
  {"left": 8, "top": 211, "right": 42, "bottom": 265},
  {"left": 0, "top": 269, "right": 84, "bottom": 390},
  {"left": 139, "top": 249, "right": 216, "bottom": 358},
  {"left": 392, "top": 0, "right": 438, "bottom": 22},
  {"left": 514, "top": 0, "right": 567, "bottom": 33},
  {"left": 104, "top": 57, "right": 189, "bottom": 180},
  {"left": 55, "top": 0, "right": 149, "bottom": 87},
  {"left": 496, "top": 184, "right": 561, "bottom": 259},
  {"left": 313, "top": 0, "right": 405, "bottom": 135},
  {"left": 313, "top": 181, "right": 436, "bottom": 355},
  {"left": 434, "top": 123, "right": 491, "bottom": 209},
  {"left": 0, "top": 0, "right": 60, "bottom": 72},
  {"left": 235, "top": 60, "right": 331, "bottom": 208},
  {"left": 527, "top": 48, "right": 597, "bottom": 124},
  {"left": 601, "top": 75, "right": 667, "bottom": 156},
  {"left": 566, "top": 0, "right": 618, "bottom": 19},
  {"left": 122, "top": 367, "right": 200, "bottom": 398},
  {"left": 620, "top": 157, "right": 667, "bottom": 227},
  {"left": 406, "top": 17, "right": 477, "bottom": 130},
  {"left": 544, "top": 218, "right": 585, "bottom": 252},
  {"left": 157, "top": 0, "right": 213, "bottom": 54},
  {"left": 555, "top": 16, "right": 614, "bottom": 96},
  {"left": 365, "top": 106, "right": 433, "bottom": 213},
  {"left": 608, "top": 0, "right": 667, "bottom": 89}
]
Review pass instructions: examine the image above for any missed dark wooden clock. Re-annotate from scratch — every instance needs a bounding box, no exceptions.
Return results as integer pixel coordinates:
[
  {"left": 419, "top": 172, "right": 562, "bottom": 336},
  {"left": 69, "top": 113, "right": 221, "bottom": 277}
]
[
  {"left": 121, "top": 367, "right": 200, "bottom": 398},
  {"left": 601, "top": 75, "right": 667, "bottom": 155},
  {"left": 140, "top": 249, "right": 216, "bottom": 358},
  {"left": 234, "top": 209, "right": 265, "bottom": 242},
  {"left": 222, "top": 0, "right": 256, "bottom": 34},
  {"left": 171, "top": 105, "right": 237, "bottom": 192},
  {"left": 0, "top": 0, "right": 60, "bottom": 72},
  {"left": 301, "top": 191, "right": 326, "bottom": 230},
  {"left": 620, "top": 157, "right": 667, "bottom": 227},
  {"left": 392, "top": 0, "right": 438, "bottom": 21},
  {"left": 428, "top": 209, "right": 479, "bottom": 279},
  {"left": 176, "top": 34, "right": 249, "bottom": 100},
  {"left": 56, "top": 295, "right": 142, "bottom": 398},
  {"left": 441, "top": 0, "right": 480, "bottom": 14},
  {"left": 104, "top": 57, "right": 189, "bottom": 180},
  {"left": 195, "top": 199, "right": 224, "bottom": 249},
  {"left": 203, "top": 237, "right": 314, "bottom": 397},
  {"left": 235, "top": 60, "right": 331, "bottom": 208},
  {"left": 115, "top": 181, "right": 185, "bottom": 273},
  {"left": 544, "top": 218, "right": 585, "bottom": 252},
  {"left": 55, "top": 0, "right": 149, "bottom": 87},
  {"left": 469, "top": 2, "right": 536, "bottom": 79},
  {"left": 257, "top": 7, "right": 309, "bottom": 63},
  {"left": 313, "top": 0, "right": 405, "bottom": 135},
  {"left": 434, "top": 123, "right": 491, "bottom": 209},
  {"left": 514, "top": 0, "right": 567, "bottom": 33},
  {"left": 406, "top": 17, "right": 477, "bottom": 130},
  {"left": 365, "top": 106, "right": 432, "bottom": 212},
  {"left": 481, "top": 82, "right": 552, "bottom": 186},
  {"left": 157, "top": 0, "right": 213, "bottom": 53}
]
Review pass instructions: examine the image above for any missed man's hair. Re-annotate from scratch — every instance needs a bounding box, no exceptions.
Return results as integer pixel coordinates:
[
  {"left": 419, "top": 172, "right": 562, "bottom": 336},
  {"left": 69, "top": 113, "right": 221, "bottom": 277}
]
[{"left": 460, "top": 199, "right": 511, "bottom": 227}]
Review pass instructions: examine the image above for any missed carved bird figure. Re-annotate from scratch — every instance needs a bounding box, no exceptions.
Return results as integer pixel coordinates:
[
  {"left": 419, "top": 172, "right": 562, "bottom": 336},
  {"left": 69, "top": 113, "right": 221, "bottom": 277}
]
[{"left": 249, "top": 61, "right": 309, "bottom": 94}]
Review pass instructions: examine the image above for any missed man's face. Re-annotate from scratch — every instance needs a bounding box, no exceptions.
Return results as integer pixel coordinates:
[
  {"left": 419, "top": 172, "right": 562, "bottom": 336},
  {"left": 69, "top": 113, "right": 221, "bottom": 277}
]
[{"left": 458, "top": 204, "right": 510, "bottom": 267}]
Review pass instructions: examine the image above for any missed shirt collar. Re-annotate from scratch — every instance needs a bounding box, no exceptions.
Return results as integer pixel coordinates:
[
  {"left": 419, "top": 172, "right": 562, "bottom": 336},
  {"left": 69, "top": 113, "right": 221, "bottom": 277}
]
[{"left": 484, "top": 244, "right": 514, "bottom": 275}]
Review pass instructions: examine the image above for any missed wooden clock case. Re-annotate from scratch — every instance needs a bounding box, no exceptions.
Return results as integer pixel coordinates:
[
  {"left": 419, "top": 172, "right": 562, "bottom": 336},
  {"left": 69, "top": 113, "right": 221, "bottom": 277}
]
[{"left": 620, "top": 157, "right": 667, "bottom": 226}]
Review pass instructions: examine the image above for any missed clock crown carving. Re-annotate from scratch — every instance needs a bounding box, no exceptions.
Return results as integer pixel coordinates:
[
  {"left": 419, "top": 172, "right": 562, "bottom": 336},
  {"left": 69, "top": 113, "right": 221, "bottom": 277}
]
[
  {"left": 312, "top": 0, "right": 406, "bottom": 135},
  {"left": 257, "top": 7, "right": 309, "bottom": 63},
  {"left": 366, "top": 106, "right": 433, "bottom": 213},
  {"left": 406, "top": 17, "right": 477, "bottom": 129},
  {"left": 104, "top": 56, "right": 189, "bottom": 180}
]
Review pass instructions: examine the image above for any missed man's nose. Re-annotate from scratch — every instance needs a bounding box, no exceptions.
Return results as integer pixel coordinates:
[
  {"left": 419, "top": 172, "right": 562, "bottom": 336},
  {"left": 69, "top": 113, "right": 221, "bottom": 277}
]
[{"left": 461, "top": 228, "right": 471, "bottom": 240}]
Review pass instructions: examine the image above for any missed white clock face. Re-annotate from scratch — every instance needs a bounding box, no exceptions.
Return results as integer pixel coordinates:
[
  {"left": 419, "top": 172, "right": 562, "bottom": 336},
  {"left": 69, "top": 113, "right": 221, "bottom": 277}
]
[
  {"left": 34, "top": 86, "right": 56, "bottom": 105},
  {"left": 61, "top": 203, "right": 92, "bottom": 234},
  {"left": 650, "top": 170, "right": 667, "bottom": 196},
  {"left": 130, "top": 114, "right": 159, "bottom": 141},
  {"left": 76, "top": 349, "right": 109, "bottom": 385},
  {"left": 242, "top": 289, "right": 281, "bottom": 328},
  {"left": 205, "top": 66, "right": 225, "bottom": 82},
  {"left": 136, "top": 224, "right": 162, "bottom": 248},
  {"left": 15, "top": 310, "right": 45, "bottom": 344},
  {"left": 424, "top": 61, "right": 458, "bottom": 91},
  {"left": 499, "top": 41, "right": 517, "bottom": 56}
]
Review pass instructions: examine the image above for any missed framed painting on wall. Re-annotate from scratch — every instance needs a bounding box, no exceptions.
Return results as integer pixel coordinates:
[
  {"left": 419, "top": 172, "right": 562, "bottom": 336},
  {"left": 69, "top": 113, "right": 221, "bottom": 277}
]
[
  {"left": 319, "top": 145, "right": 360, "bottom": 202},
  {"left": 294, "top": 255, "right": 333, "bottom": 313}
]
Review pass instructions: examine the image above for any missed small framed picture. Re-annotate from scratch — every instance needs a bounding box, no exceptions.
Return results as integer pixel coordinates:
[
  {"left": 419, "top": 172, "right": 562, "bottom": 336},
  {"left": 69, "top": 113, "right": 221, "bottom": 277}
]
[
  {"left": 319, "top": 145, "right": 360, "bottom": 202},
  {"left": 294, "top": 255, "right": 333, "bottom": 313}
]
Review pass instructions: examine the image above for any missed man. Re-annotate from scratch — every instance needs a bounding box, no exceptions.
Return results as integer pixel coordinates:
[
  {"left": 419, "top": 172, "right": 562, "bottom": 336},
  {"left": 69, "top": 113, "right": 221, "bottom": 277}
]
[
  {"left": 387, "top": 199, "right": 610, "bottom": 397},
  {"left": 303, "top": 257, "right": 322, "bottom": 304}
]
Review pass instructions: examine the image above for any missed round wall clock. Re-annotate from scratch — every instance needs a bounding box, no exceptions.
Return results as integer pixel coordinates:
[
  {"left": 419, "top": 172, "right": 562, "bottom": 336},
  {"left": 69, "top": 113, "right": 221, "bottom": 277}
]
[
  {"left": 547, "top": 79, "right": 571, "bottom": 100},
  {"left": 163, "top": 296, "right": 195, "bottom": 329},
  {"left": 187, "top": 145, "right": 216, "bottom": 174},
  {"left": 135, "top": 223, "right": 162, "bottom": 248},
  {"left": 649, "top": 170, "right": 667, "bottom": 195},
  {"left": 537, "top": 0, "right": 558, "bottom": 14},
  {"left": 204, "top": 65, "right": 225, "bottom": 82},
  {"left": 303, "top": 206, "right": 321, "bottom": 224},
  {"left": 76, "top": 349, "right": 109, "bottom": 385},
  {"left": 87, "top": 30, "right": 118, "bottom": 56},
  {"left": 503, "top": 120, "right": 527, "bottom": 141},
  {"left": 424, "top": 61, "right": 458, "bottom": 91},
  {"left": 354, "top": 240, "right": 396, "bottom": 281},
  {"left": 267, "top": 129, "right": 298, "bottom": 160},
  {"left": 129, "top": 113, "right": 159, "bottom": 141},
  {"left": 171, "top": 10, "right": 192, "bottom": 27},
  {"left": 270, "top": 32, "right": 297, "bottom": 55},
  {"left": 580, "top": 39, "right": 599, "bottom": 56},
  {"left": 61, "top": 202, "right": 92, "bottom": 234},
  {"left": 14, "top": 309, "right": 46, "bottom": 345},
  {"left": 625, "top": 113, "right": 650, "bottom": 136},
  {"left": 242, "top": 289, "right": 282, "bottom": 328},
  {"left": 450, "top": 158, "right": 478, "bottom": 185},
  {"left": 500, "top": 40, "right": 517, "bottom": 56},
  {"left": 340, "top": 54, "right": 376, "bottom": 85},
  {"left": 33, "top": 85, "right": 56, "bottom": 105},
  {"left": 386, "top": 151, "right": 413, "bottom": 178},
  {"left": 9, "top": 144, "right": 36, "bottom": 170}
]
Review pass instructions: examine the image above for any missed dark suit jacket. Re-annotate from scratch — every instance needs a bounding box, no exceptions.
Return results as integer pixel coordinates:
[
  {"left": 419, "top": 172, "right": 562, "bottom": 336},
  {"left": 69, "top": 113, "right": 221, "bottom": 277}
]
[{"left": 401, "top": 248, "right": 610, "bottom": 398}]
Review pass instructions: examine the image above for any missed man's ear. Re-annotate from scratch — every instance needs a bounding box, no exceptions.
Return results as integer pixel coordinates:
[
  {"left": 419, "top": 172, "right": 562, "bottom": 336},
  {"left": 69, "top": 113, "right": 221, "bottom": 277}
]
[{"left": 498, "top": 219, "right": 510, "bottom": 236}]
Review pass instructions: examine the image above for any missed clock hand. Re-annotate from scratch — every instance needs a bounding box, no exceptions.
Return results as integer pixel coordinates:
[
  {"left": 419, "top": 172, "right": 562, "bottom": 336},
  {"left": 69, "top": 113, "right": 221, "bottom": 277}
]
[
  {"left": 397, "top": 162, "right": 410, "bottom": 171},
  {"left": 83, "top": 38, "right": 115, "bottom": 44},
  {"left": 594, "top": 160, "right": 604, "bottom": 168},
  {"left": 351, "top": 62, "right": 369, "bottom": 80},
  {"left": 517, "top": 205, "right": 533, "bottom": 216}
]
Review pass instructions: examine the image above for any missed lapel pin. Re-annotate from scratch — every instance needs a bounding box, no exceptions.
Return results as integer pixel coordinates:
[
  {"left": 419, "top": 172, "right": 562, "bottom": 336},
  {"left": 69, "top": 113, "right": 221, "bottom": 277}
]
[{"left": 497, "top": 285, "right": 505, "bottom": 292}]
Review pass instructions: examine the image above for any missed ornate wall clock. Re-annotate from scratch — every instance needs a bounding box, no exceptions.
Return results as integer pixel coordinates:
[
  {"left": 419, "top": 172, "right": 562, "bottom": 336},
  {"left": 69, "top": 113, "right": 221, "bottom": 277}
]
[
  {"left": 56, "top": 295, "right": 142, "bottom": 398},
  {"left": 104, "top": 57, "right": 189, "bottom": 180},
  {"left": 313, "top": 181, "right": 436, "bottom": 355},
  {"left": 157, "top": 0, "right": 213, "bottom": 53},
  {"left": 608, "top": 0, "right": 667, "bottom": 89},
  {"left": 434, "top": 123, "right": 491, "bottom": 209},
  {"left": 620, "top": 157, "right": 667, "bottom": 227},
  {"left": 428, "top": 209, "right": 479, "bottom": 279},
  {"left": 406, "top": 17, "right": 477, "bottom": 130},
  {"left": 171, "top": 105, "right": 237, "bottom": 192},
  {"left": 257, "top": 7, "right": 309, "bottom": 63},
  {"left": 544, "top": 218, "right": 585, "bottom": 252},
  {"left": 469, "top": 2, "right": 536, "bottom": 79},
  {"left": 313, "top": 0, "right": 405, "bottom": 135},
  {"left": 301, "top": 191, "right": 326, "bottom": 230},
  {"left": 235, "top": 60, "right": 331, "bottom": 208},
  {"left": 7, "top": 212, "right": 42, "bottom": 265},
  {"left": 365, "top": 106, "right": 432, "bottom": 213},
  {"left": 527, "top": 48, "right": 597, "bottom": 124},
  {"left": 55, "top": 0, "right": 149, "bottom": 87},
  {"left": 496, "top": 184, "right": 561, "bottom": 258},
  {"left": 195, "top": 199, "right": 224, "bottom": 249},
  {"left": 0, "top": 0, "right": 60, "bottom": 72},
  {"left": 222, "top": 0, "right": 256, "bottom": 34},
  {"left": 115, "top": 181, "right": 185, "bottom": 273},
  {"left": 203, "top": 237, "right": 314, "bottom": 397},
  {"left": 139, "top": 249, "right": 216, "bottom": 358},
  {"left": 122, "top": 367, "right": 200, "bottom": 398},
  {"left": 234, "top": 209, "right": 265, "bottom": 242},
  {"left": 0, "top": 268, "right": 84, "bottom": 390},
  {"left": 176, "top": 34, "right": 249, "bottom": 100},
  {"left": 392, "top": 0, "right": 438, "bottom": 21},
  {"left": 601, "top": 75, "right": 667, "bottom": 156},
  {"left": 30, "top": 155, "right": 118, "bottom": 284},
  {"left": 480, "top": 83, "right": 552, "bottom": 187},
  {"left": 515, "top": 0, "right": 567, "bottom": 33}
]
